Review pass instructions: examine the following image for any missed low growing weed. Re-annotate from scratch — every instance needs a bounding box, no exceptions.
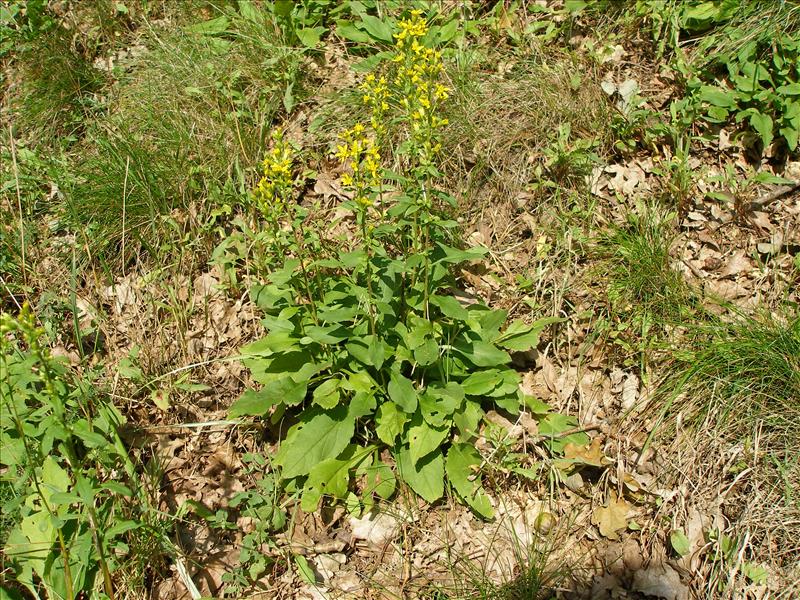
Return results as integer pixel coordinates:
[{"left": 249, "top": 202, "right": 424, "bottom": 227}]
[
  {"left": 0, "top": 306, "right": 170, "bottom": 598},
  {"left": 229, "top": 10, "right": 587, "bottom": 518},
  {"left": 592, "top": 205, "right": 692, "bottom": 367}
]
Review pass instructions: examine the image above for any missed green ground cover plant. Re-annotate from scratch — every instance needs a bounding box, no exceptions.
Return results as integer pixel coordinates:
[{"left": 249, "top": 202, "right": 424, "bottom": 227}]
[
  {"left": 591, "top": 204, "right": 693, "bottom": 368},
  {"left": 640, "top": 0, "right": 800, "bottom": 153},
  {"left": 228, "top": 10, "right": 587, "bottom": 517},
  {"left": 0, "top": 306, "right": 169, "bottom": 599}
]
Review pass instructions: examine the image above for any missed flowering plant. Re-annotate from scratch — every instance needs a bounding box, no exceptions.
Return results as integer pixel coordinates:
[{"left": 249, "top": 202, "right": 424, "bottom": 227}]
[{"left": 231, "top": 10, "right": 581, "bottom": 515}]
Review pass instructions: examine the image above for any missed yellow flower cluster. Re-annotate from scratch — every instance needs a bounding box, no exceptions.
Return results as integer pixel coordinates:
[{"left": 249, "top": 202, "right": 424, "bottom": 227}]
[
  {"left": 336, "top": 124, "right": 381, "bottom": 207},
  {"left": 255, "top": 129, "right": 294, "bottom": 214},
  {"left": 392, "top": 10, "right": 450, "bottom": 163},
  {"left": 360, "top": 74, "right": 390, "bottom": 135}
]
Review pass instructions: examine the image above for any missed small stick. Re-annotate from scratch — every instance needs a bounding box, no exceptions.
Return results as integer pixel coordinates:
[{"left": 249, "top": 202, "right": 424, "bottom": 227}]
[{"left": 749, "top": 181, "right": 800, "bottom": 211}]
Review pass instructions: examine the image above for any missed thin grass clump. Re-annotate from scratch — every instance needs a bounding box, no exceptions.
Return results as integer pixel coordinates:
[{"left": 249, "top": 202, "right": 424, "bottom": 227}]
[
  {"left": 66, "top": 7, "right": 310, "bottom": 262},
  {"left": 11, "top": 26, "right": 105, "bottom": 144},
  {"left": 669, "top": 311, "right": 800, "bottom": 434},
  {"left": 594, "top": 206, "right": 691, "bottom": 327}
]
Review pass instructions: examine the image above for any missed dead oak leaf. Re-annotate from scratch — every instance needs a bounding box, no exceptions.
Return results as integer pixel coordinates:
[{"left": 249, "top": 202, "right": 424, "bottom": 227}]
[
  {"left": 563, "top": 437, "right": 611, "bottom": 468},
  {"left": 592, "top": 491, "right": 633, "bottom": 540}
]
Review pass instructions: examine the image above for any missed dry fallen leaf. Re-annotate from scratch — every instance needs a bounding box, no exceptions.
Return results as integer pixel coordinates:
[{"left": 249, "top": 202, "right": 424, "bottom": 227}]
[
  {"left": 563, "top": 437, "right": 610, "bottom": 467},
  {"left": 632, "top": 563, "right": 689, "bottom": 600},
  {"left": 592, "top": 491, "right": 633, "bottom": 540},
  {"left": 349, "top": 510, "right": 400, "bottom": 547}
]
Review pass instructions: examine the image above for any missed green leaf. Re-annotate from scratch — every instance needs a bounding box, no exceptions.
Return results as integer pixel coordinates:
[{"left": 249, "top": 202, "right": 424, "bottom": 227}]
[
  {"left": 453, "top": 400, "right": 484, "bottom": 437},
  {"left": 453, "top": 338, "right": 511, "bottom": 367},
  {"left": 413, "top": 336, "right": 439, "bottom": 366},
  {"left": 283, "top": 81, "right": 295, "bottom": 113},
  {"left": 295, "top": 555, "right": 317, "bottom": 585},
  {"left": 435, "top": 243, "right": 487, "bottom": 265},
  {"left": 446, "top": 443, "right": 494, "bottom": 518},
  {"left": 419, "top": 383, "right": 465, "bottom": 426},
  {"left": 364, "top": 462, "right": 396, "bottom": 499},
  {"left": 358, "top": 14, "right": 393, "bottom": 42},
  {"left": 699, "top": 85, "right": 737, "bottom": 109},
  {"left": 296, "top": 26, "right": 326, "bottom": 47},
  {"left": 229, "top": 377, "right": 307, "bottom": 417},
  {"left": 375, "top": 401, "right": 407, "bottom": 445},
  {"left": 346, "top": 334, "right": 385, "bottom": 368},
  {"left": 407, "top": 416, "right": 449, "bottom": 465},
  {"left": 430, "top": 294, "right": 469, "bottom": 320},
  {"left": 396, "top": 446, "right": 444, "bottom": 503},
  {"left": 312, "top": 378, "right": 341, "bottom": 409},
  {"left": 749, "top": 111, "right": 774, "bottom": 147},
  {"left": 275, "top": 406, "right": 355, "bottom": 478},
  {"left": 777, "top": 82, "right": 800, "bottom": 96},
  {"left": 301, "top": 451, "right": 356, "bottom": 511},
  {"left": 337, "top": 21, "right": 372, "bottom": 43},
  {"left": 460, "top": 370, "right": 502, "bottom": 395},
  {"left": 780, "top": 125, "right": 798, "bottom": 150},
  {"left": 496, "top": 317, "right": 563, "bottom": 352},
  {"left": 670, "top": 529, "right": 691, "bottom": 557},
  {"left": 539, "top": 413, "right": 589, "bottom": 451},
  {"left": 388, "top": 372, "right": 418, "bottom": 412},
  {"left": 185, "top": 15, "right": 229, "bottom": 34},
  {"left": 273, "top": 0, "right": 294, "bottom": 17}
]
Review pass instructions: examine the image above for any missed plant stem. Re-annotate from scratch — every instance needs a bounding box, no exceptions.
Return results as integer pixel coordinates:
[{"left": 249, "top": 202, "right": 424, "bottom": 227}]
[{"left": 360, "top": 210, "right": 377, "bottom": 336}]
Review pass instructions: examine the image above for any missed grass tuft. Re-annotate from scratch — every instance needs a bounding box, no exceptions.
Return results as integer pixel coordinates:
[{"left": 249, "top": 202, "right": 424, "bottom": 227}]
[
  {"left": 669, "top": 311, "right": 800, "bottom": 434},
  {"left": 11, "top": 26, "right": 104, "bottom": 144},
  {"left": 594, "top": 204, "right": 691, "bottom": 327},
  {"left": 65, "top": 6, "right": 309, "bottom": 263}
]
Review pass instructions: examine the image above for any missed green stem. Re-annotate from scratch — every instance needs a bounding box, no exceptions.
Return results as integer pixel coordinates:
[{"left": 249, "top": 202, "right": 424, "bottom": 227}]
[{"left": 360, "top": 210, "right": 377, "bottom": 336}]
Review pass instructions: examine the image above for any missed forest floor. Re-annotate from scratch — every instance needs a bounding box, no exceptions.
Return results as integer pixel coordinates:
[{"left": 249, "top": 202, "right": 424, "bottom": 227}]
[{"left": 1, "top": 2, "right": 799, "bottom": 600}]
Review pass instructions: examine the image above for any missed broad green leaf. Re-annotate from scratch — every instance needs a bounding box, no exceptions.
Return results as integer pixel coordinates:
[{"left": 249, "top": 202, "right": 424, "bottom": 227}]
[
  {"left": 446, "top": 443, "right": 494, "bottom": 518},
  {"left": 777, "top": 82, "right": 800, "bottom": 96},
  {"left": 538, "top": 413, "right": 589, "bottom": 451},
  {"left": 523, "top": 395, "right": 551, "bottom": 415},
  {"left": 364, "top": 462, "right": 396, "bottom": 500},
  {"left": 345, "top": 370, "right": 377, "bottom": 394},
  {"left": 430, "top": 294, "right": 469, "bottom": 320},
  {"left": 434, "top": 243, "right": 487, "bottom": 265},
  {"left": 302, "top": 324, "right": 349, "bottom": 344},
  {"left": 337, "top": 21, "right": 372, "bottom": 43},
  {"left": 295, "top": 555, "right": 317, "bottom": 585},
  {"left": 453, "top": 338, "right": 510, "bottom": 368},
  {"left": 670, "top": 529, "right": 691, "bottom": 557},
  {"left": 313, "top": 378, "right": 341, "bottom": 409},
  {"left": 496, "top": 317, "right": 563, "bottom": 352},
  {"left": 407, "top": 416, "right": 449, "bottom": 465},
  {"left": 699, "top": 85, "right": 737, "bottom": 109},
  {"left": 346, "top": 334, "right": 385, "bottom": 368},
  {"left": 376, "top": 401, "right": 407, "bottom": 445},
  {"left": 185, "top": 15, "right": 229, "bottom": 34},
  {"left": 388, "top": 372, "right": 418, "bottom": 412},
  {"left": 413, "top": 336, "right": 439, "bottom": 366},
  {"left": 453, "top": 400, "right": 483, "bottom": 437},
  {"left": 275, "top": 406, "right": 355, "bottom": 478},
  {"left": 460, "top": 370, "right": 502, "bottom": 395},
  {"left": 396, "top": 446, "right": 444, "bottom": 503},
  {"left": 229, "top": 377, "right": 307, "bottom": 417},
  {"left": 780, "top": 125, "right": 798, "bottom": 150},
  {"left": 749, "top": 111, "right": 774, "bottom": 147},
  {"left": 273, "top": 0, "right": 294, "bottom": 16},
  {"left": 301, "top": 452, "right": 355, "bottom": 511},
  {"left": 359, "top": 14, "right": 393, "bottom": 42},
  {"left": 296, "top": 26, "right": 326, "bottom": 47}
]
